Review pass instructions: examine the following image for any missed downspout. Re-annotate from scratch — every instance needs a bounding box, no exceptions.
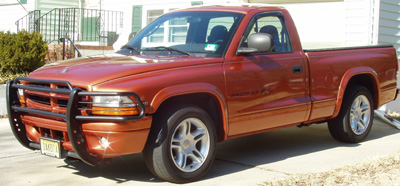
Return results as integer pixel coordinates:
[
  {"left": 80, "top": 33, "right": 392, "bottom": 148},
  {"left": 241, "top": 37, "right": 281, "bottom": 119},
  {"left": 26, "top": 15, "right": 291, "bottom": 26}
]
[
  {"left": 375, "top": 108, "right": 400, "bottom": 130},
  {"left": 17, "top": 0, "right": 28, "bottom": 13},
  {"left": 370, "top": 0, "right": 380, "bottom": 45}
]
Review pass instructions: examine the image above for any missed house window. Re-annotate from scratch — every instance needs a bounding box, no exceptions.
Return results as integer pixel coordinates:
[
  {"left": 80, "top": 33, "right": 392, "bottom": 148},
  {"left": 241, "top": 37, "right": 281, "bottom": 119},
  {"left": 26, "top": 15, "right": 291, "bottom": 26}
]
[
  {"left": 143, "top": 8, "right": 186, "bottom": 47},
  {"left": 147, "top": 9, "right": 163, "bottom": 23},
  {"left": 146, "top": 9, "right": 164, "bottom": 43}
]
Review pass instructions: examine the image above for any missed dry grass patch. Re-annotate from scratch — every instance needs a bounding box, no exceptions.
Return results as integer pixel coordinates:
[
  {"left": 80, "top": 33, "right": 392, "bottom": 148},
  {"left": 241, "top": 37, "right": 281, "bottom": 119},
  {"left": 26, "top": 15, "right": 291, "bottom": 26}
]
[{"left": 262, "top": 151, "right": 400, "bottom": 186}]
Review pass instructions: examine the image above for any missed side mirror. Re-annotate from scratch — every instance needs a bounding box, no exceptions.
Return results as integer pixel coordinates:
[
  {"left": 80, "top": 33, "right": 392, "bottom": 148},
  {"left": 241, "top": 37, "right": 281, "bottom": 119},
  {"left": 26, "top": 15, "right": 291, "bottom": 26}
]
[{"left": 237, "top": 33, "right": 274, "bottom": 54}]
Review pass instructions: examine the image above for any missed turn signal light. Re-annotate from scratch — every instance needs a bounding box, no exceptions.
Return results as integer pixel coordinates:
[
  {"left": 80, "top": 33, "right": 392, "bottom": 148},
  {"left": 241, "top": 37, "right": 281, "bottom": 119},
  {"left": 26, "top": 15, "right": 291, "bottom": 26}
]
[
  {"left": 18, "top": 89, "right": 26, "bottom": 104},
  {"left": 92, "top": 107, "right": 139, "bottom": 116}
]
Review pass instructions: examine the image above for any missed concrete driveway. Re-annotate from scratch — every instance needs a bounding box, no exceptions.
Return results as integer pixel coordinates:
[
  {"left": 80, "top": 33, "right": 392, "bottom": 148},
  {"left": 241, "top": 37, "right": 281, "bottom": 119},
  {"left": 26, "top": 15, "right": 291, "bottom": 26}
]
[{"left": 1, "top": 117, "right": 400, "bottom": 185}]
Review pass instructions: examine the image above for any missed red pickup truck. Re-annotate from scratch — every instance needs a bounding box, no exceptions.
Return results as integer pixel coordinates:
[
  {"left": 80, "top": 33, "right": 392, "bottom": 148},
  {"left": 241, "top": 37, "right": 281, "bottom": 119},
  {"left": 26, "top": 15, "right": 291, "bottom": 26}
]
[{"left": 7, "top": 5, "right": 399, "bottom": 183}]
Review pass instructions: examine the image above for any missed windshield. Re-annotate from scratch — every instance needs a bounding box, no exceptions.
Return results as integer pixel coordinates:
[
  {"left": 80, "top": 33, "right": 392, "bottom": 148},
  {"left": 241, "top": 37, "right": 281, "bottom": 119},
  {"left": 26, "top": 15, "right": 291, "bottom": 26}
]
[{"left": 118, "top": 11, "right": 244, "bottom": 57}]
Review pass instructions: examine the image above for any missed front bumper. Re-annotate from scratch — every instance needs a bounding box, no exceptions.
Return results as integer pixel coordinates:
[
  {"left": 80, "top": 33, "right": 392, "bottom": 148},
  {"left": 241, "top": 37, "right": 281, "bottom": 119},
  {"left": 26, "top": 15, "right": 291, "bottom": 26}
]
[{"left": 7, "top": 77, "right": 148, "bottom": 166}]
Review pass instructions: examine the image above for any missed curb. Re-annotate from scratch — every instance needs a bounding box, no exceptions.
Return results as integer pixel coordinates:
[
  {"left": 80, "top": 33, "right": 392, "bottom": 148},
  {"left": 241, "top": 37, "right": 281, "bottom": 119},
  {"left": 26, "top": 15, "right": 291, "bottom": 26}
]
[{"left": 0, "top": 84, "right": 6, "bottom": 117}]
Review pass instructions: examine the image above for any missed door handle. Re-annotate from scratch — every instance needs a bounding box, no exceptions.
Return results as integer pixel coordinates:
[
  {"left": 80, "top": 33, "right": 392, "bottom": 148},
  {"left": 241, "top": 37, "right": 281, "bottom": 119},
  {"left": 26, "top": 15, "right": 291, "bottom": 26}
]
[{"left": 292, "top": 65, "right": 303, "bottom": 74}]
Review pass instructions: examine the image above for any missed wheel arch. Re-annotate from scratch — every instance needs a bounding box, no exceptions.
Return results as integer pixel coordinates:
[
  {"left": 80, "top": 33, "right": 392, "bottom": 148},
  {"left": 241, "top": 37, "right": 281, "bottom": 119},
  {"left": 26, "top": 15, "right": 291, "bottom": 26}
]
[
  {"left": 149, "top": 83, "right": 228, "bottom": 142},
  {"left": 332, "top": 67, "right": 380, "bottom": 118}
]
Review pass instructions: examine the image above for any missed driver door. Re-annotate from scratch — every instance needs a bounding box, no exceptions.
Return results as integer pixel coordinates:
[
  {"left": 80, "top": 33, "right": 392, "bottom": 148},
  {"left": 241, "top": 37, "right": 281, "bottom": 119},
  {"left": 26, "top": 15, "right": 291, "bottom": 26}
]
[{"left": 224, "top": 12, "right": 309, "bottom": 137}]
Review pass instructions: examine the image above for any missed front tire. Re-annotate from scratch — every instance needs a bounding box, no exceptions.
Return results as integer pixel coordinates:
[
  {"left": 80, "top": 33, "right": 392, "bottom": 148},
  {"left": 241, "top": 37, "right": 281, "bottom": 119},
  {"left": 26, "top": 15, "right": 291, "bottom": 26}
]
[
  {"left": 328, "top": 86, "right": 374, "bottom": 143},
  {"left": 144, "top": 105, "right": 216, "bottom": 183}
]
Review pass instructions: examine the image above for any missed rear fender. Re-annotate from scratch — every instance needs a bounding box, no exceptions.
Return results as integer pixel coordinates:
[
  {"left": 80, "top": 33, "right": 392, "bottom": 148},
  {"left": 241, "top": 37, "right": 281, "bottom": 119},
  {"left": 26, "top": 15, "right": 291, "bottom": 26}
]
[{"left": 332, "top": 67, "right": 379, "bottom": 118}]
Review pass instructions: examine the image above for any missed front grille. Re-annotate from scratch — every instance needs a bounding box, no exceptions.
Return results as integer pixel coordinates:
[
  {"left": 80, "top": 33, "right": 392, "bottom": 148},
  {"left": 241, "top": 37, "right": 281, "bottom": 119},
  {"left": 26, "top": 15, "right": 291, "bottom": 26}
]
[
  {"left": 29, "top": 82, "right": 51, "bottom": 88},
  {"left": 29, "top": 95, "right": 51, "bottom": 106},
  {"left": 57, "top": 99, "right": 69, "bottom": 107},
  {"left": 23, "top": 81, "right": 87, "bottom": 114},
  {"left": 57, "top": 85, "right": 70, "bottom": 90}
]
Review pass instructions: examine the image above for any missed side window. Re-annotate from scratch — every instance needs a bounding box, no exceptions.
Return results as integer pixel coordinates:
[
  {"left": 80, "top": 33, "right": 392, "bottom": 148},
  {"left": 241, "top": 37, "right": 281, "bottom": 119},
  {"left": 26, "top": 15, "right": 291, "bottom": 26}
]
[{"left": 241, "top": 15, "right": 292, "bottom": 53}]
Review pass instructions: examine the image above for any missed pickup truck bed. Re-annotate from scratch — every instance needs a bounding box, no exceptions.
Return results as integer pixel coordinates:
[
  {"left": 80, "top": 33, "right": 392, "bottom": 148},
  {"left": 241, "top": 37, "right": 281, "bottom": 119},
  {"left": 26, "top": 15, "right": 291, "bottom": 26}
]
[{"left": 306, "top": 45, "right": 398, "bottom": 121}]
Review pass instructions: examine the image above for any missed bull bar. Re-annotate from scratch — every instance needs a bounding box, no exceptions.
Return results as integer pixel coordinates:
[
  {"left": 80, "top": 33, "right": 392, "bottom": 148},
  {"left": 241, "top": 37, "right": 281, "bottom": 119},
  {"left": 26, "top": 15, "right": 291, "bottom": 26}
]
[{"left": 6, "top": 77, "right": 145, "bottom": 166}]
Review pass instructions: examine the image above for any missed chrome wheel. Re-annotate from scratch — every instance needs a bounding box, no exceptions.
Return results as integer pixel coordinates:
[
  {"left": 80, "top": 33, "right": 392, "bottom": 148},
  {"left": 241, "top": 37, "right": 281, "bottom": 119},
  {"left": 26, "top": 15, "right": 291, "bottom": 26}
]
[
  {"left": 170, "top": 118, "right": 210, "bottom": 172},
  {"left": 350, "top": 95, "right": 371, "bottom": 135}
]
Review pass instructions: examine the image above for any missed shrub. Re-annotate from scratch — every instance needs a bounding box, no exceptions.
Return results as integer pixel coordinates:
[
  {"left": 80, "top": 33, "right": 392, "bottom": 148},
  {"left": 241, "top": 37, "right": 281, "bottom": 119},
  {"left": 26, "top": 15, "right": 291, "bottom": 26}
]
[
  {"left": 0, "top": 30, "right": 47, "bottom": 74},
  {"left": 0, "top": 72, "right": 28, "bottom": 84}
]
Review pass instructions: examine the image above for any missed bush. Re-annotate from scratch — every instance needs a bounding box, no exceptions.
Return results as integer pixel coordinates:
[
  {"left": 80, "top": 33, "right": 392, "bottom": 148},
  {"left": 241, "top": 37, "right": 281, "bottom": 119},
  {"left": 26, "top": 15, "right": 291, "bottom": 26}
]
[
  {"left": 0, "top": 72, "right": 28, "bottom": 84},
  {"left": 0, "top": 30, "right": 47, "bottom": 74}
]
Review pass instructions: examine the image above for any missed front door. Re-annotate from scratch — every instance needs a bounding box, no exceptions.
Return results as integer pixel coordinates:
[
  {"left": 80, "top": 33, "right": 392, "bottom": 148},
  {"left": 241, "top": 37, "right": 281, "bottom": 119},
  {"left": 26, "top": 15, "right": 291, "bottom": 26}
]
[{"left": 224, "top": 12, "right": 309, "bottom": 137}]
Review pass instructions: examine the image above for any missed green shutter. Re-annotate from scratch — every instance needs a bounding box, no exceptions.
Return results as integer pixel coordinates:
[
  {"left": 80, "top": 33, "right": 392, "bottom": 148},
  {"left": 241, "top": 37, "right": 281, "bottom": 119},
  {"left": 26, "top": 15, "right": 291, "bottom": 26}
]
[
  {"left": 191, "top": 1, "right": 203, "bottom": 6},
  {"left": 132, "top": 5, "right": 142, "bottom": 33}
]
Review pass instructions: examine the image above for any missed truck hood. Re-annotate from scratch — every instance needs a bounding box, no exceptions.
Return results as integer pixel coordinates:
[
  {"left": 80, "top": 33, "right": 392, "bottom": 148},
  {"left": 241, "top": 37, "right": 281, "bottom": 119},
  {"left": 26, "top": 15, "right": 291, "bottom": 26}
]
[{"left": 28, "top": 54, "right": 223, "bottom": 88}]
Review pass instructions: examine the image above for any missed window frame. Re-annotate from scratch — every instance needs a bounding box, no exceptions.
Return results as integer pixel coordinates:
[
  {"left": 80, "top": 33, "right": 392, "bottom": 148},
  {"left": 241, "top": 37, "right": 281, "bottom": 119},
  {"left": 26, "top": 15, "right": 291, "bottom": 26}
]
[{"left": 237, "top": 11, "right": 293, "bottom": 56}]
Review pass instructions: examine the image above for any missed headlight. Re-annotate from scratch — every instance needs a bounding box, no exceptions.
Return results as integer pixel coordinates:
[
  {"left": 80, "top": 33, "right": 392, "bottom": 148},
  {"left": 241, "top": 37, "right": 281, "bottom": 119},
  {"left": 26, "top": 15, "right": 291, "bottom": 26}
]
[
  {"left": 93, "top": 96, "right": 136, "bottom": 107},
  {"left": 92, "top": 96, "right": 139, "bottom": 116}
]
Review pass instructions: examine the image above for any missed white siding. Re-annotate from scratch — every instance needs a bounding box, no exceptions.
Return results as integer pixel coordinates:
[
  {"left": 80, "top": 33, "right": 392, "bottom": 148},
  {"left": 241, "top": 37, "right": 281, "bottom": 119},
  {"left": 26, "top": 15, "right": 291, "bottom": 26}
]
[
  {"left": 101, "top": 0, "right": 240, "bottom": 50},
  {"left": 283, "top": 2, "right": 346, "bottom": 49},
  {"left": 380, "top": 0, "right": 400, "bottom": 112},
  {"left": 249, "top": 0, "right": 343, "bottom": 3},
  {"left": 378, "top": 0, "right": 400, "bottom": 60},
  {"left": 35, "top": 0, "right": 79, "bottom": 13},
  {"left": 344, "top": 0, "right": 379, "bottom": 46},
  {"left": 0, "top": 1, "right": 35, "bottom": 32}
]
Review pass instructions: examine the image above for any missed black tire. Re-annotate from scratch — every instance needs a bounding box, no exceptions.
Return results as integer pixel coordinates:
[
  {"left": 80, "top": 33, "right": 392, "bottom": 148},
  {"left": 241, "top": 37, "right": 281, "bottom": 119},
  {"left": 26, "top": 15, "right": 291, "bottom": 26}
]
[
  {"left": 328, "top": 85, "right": 374, "bottom": 143},
  {"left": 143, "top": 105, "right": 217, "bottom": 183}
]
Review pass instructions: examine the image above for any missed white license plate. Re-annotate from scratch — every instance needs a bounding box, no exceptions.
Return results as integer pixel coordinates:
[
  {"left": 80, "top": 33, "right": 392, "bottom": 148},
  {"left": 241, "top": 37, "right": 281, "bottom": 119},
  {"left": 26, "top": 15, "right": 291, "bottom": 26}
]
[{"left": 40, "top": 138, "right": 62, "bottom": 158}]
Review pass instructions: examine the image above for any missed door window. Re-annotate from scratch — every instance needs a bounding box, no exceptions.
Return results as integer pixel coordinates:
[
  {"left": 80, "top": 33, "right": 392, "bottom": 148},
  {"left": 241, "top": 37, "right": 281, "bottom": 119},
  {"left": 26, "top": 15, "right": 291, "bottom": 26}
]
[{"left": 241, "top": 14, "right": 292, "bottom": 53}]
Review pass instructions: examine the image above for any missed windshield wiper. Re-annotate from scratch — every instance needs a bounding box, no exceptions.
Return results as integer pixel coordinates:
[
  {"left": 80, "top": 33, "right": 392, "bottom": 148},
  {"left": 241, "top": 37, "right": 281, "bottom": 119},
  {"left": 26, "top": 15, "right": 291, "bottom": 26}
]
[
  {"left": 144, "top": 46, "right": 191, "bottom": 56},
  {"left": 121, "top": 45, "right": 140, "bottom": 53}
]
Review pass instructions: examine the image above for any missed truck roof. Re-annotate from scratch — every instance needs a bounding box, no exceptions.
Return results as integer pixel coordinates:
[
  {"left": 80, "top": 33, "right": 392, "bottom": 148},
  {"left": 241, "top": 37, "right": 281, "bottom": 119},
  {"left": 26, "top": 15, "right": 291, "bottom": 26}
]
[{"left": 174, "top": 4, "right": 285, "bottom": 14}]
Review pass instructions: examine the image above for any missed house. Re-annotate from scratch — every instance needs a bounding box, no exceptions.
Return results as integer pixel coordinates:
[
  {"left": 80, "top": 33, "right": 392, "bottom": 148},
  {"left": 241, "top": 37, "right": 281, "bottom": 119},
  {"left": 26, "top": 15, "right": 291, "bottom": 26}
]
[
  {"left": 1, "top": 0, "right": 399, "bottom": 56},
  {"left": 0, "top": 0, "right": 80, "bottom": 33},
  {"left": 1, "top": 0, "right": 399, "bottom": 110}
]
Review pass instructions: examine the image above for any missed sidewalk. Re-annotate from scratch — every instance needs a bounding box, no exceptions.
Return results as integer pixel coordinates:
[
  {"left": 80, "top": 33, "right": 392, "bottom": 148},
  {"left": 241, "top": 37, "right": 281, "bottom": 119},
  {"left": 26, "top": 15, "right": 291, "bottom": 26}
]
[
  {"left": 0, "top": 84, "right": 6, "bottom": 116},
  {"left": 1, "top": 117, "right": 400, "bottom": 185}
]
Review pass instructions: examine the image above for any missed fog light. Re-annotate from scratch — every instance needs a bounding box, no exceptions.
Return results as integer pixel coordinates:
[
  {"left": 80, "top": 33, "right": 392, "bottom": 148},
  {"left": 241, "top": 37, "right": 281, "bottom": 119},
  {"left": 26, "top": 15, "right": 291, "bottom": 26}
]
[{"left": 99, "top": 137, "right": 110, "bottom": 149}]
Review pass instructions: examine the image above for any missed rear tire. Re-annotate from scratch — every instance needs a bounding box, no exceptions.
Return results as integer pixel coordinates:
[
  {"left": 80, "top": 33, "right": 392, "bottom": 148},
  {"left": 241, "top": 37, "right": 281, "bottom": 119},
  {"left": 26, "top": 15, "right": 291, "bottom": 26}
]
[
  {"left": 328, "top": 86, "right": 374, "bottom": 143},
  {"left": 143, "top": 105, "right": 216, "bottom": 183}
]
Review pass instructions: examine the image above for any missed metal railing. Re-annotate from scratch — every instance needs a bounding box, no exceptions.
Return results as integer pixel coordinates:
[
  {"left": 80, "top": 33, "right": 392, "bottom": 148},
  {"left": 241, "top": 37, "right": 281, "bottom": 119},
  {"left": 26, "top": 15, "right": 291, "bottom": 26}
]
[
  {"left": 15, "top": 8, "right": 123, "bottom": 46},
  {"left": 59, "top": 38, "right": 83, "bottom": 60},
  {"left": 15, "top": 10, "right": 41, "bottom": 33}
]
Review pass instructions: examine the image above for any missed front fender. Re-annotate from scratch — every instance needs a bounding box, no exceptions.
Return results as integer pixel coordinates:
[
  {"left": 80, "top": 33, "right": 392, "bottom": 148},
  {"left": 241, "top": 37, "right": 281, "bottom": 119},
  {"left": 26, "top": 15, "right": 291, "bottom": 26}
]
[{"left": 149, "top": 83, "right": 229, "bottom": 140}]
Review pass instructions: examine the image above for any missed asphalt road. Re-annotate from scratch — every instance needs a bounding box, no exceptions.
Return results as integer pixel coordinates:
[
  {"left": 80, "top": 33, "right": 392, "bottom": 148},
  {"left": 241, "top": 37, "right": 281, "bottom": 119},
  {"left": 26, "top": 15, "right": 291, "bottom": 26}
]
[{"left": 1, "top": 117, "right": 400, "bottom": 186}]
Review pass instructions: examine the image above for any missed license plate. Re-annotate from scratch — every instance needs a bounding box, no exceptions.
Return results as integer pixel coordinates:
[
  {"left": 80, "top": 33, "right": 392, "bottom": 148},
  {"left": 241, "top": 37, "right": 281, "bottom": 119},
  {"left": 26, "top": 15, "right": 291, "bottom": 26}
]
[{"left": 40, "top": 138, "right": 61, "bottom": 159}]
